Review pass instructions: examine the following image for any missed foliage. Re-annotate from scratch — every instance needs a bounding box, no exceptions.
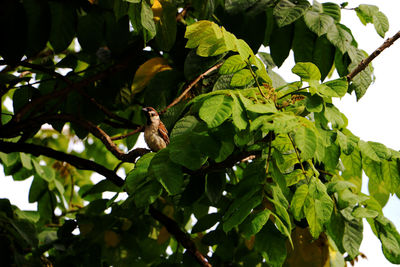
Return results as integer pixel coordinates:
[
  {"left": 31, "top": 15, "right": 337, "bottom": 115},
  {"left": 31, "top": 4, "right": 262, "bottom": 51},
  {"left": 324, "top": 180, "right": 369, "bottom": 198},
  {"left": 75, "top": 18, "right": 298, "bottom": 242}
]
[{"left": 0, "top": 0, "right": 398, "bottom": 266}]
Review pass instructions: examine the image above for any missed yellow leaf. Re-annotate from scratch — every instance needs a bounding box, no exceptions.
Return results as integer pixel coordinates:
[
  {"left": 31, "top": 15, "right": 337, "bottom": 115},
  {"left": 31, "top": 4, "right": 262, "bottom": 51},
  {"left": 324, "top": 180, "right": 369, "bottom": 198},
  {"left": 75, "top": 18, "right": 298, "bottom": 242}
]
[
  {"left": 152, "top": 0, "right": 162, "bottom": 21},
  {"left": 104, "top": 230, "right": 121, "bottom": 247},
  {"left": 131, "top": 57, "right": 171, "bottom": 95}
]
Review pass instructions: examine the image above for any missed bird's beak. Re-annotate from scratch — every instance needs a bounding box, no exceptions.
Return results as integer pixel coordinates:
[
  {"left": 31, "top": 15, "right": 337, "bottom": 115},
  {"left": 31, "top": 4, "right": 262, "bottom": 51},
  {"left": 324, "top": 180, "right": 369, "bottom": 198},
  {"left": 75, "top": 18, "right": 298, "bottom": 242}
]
[{"left": 142, "top": 107, "right": 148, "bottom": 112}]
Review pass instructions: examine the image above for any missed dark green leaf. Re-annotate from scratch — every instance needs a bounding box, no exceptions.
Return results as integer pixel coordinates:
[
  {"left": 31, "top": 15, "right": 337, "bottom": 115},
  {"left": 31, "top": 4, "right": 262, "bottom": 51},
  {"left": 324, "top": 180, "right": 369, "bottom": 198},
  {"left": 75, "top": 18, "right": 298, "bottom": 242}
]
[
  {"left": 206, "top": 171, "right": 226, "bottom": 204},
  {"left": 270, "top": 23, "right": 294, "bottom": 67},
  {"left": 273, "top": 0, "right": 310, "bottom": 27},
  {"left": 49, "top": 2, "right": 76, "bottom": 53}
]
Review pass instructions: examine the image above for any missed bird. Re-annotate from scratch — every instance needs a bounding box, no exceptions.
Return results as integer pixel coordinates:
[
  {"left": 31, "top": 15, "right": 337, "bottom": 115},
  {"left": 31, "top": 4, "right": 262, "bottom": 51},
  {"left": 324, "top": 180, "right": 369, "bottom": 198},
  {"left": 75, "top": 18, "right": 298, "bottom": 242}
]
[{"left": 142, "top": 107, "right": 170, "bottom": 152}]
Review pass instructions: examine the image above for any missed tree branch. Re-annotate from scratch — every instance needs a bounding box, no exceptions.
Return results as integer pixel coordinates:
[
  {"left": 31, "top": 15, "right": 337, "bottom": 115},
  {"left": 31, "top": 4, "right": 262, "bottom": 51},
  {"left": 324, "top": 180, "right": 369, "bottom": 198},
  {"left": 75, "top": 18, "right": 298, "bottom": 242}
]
[
  {"left": 0, "top": 114, "right": 149, "bottom": 162},
  {"left": 347, "top": 30, "right": 400, "bottom": 81},
  {"left": 160, "top": 62, "right": 223, "bottom": 114},
  {"left": 148, "top": 205, "right": 212, "bottom": 267},
  {"left": 0, "top": 140, "right": 125, "bottom": 187},
  {"left": 111, "top": 126, "right": 143, "bottom": 141}
]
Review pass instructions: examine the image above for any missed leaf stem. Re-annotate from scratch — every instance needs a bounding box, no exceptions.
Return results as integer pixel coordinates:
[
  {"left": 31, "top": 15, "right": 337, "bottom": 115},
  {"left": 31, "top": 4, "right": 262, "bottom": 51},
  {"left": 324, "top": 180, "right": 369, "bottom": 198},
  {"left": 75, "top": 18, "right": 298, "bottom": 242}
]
[
  {"left": 287, "top": 133, "right": 308, "bottom": 182},
  {"left": 247, "top": 61, "right": 268, "bottom": 99}
]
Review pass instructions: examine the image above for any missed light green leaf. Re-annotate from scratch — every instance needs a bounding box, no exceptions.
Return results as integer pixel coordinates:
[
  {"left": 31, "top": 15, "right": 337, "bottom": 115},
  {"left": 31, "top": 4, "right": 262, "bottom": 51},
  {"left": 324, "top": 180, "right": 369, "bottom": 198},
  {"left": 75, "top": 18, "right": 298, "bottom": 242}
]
[
  {"left": 341, "top": 208, "right": 363, "bottom": 259},
  {"left": 292, "top": 62, "right": 321, "bottom": 81},
  {"left": 231, "top": 94, "right": 248, "bottom": 130},
  {"left": 273, "top": 0, "right": 310, "bottom": 27},
  {"left": 359, "top": 140, "right": 381, "bottom": 162},
  {"left": 382, "top": 160, "right": 400, "bottom": 194},
  {"left": 352, "top": 207, "right": 379, "bottom": 218},
  {"left": 235, "top": 39, "right": 253, "bottom": 61},
  {"left": 324, "top": 104, "right": 346, "bottom": 129},
  {"left": 326, "top": 24, "right": 352, "bottom": 53},
  {"left": 246, "top": 102, "right": 277, "bottom": 114},
  {"left": 32, "top": 160, "right": 55, "bottom": 182},
  {"left": 199, "top": 95, "right": 233, "bottom": 128},
  {"left": 219, "top": 55, "right": 246, "bottom": 75},
  {"left": 230, "top": 69, "right": 254, "bottom": 87},
  {"left": 304, "top": 177, "right": 334, "bottom": 238},
  {"left": 290, "top": 184, "right": 308, "bottom": 221},
  {"left": 322, "top": 2, "right": 341, "bottom": 22},
  {"left": 149, "top": 149, "right": 183, "bottom": 195},
  {"left": 355, "top": 4, "right": 378, "bottom": 25},
  {"left": 304, "top": 10, "right": 334, "bottom": 36},
  {"left": 374, "top": 215, "right": 400, "bottom": 264},
  {"left": 20, "top": 153, "right": 32, "bottom": 170},
  {"left": 320, "top": 78, "right": 348, "bottom": 97},
  {"left": 373, "top": 11, "right": 389, "bottom": 38},
  {"left": 294, "top": 127, "right": 317, "bottom": 161}
]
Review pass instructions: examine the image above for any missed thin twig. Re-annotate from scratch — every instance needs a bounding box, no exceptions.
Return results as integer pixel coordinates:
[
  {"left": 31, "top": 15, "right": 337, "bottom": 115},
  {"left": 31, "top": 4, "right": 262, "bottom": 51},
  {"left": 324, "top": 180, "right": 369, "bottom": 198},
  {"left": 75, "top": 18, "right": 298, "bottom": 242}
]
[
  {"left": 0, "top": 140, "right": 125, "bottom": 187},
  {"left": 247, "top": 61, "right": 268, "bottom": 99},
  {"left": 347, "top": 30, "right": 400, "bottom": 81},
  {"left": 111, "top": 126, "right": 143, "bottom": 141},
  {"left": 149, "top": 205, "right": 212, "bottom": 267},
  {"left": 287, "top": 134, "right": 308, "bottom": 181},
  {"left": 160, "top": 62, "right": 223, "bottom": 114}
]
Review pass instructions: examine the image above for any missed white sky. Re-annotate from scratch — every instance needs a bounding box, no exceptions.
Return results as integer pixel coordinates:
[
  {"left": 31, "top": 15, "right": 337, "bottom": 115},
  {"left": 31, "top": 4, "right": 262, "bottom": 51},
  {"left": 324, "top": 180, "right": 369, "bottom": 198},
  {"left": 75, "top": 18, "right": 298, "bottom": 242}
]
[{"left": 1, "top": 1, "right": 400, "bottom": 266}]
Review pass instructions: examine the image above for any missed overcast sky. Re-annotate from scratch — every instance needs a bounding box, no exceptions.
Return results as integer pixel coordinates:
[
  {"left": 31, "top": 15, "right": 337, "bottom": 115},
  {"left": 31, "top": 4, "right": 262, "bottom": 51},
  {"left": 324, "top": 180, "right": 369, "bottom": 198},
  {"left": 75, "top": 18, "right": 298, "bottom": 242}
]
[{"left": 1, "top": 0, "right": 400, "bottom": 266}]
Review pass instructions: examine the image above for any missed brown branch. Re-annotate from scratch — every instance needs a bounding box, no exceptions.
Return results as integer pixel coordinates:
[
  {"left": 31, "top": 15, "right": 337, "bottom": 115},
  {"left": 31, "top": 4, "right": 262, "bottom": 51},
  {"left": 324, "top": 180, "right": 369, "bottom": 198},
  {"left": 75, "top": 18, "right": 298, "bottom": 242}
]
[
  {"left": 160, "top": 62, "right": 223, "bottom": 114},
  {"left": 111, "top": 126, "right": 143, "bottom": 141},
  {"left": 19, "top": 61, "right": 73, "bottom": 85},
  {"left": 0, "top": 114, "right": 149, "bottom": 162},
  {"left": 149, "top": 205, "right": 212, "bottom": 267},
  {"left": 0, "top": 140, "right": 125, "bottom": 187},
  {"left": 347, "top": 30, "right": 400, "bottom": 81}
]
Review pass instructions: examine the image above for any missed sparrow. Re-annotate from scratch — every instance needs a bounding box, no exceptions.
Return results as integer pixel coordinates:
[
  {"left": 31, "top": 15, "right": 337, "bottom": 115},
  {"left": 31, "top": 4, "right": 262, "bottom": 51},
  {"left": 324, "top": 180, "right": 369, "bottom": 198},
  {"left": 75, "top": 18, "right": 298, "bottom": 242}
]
[{"left": 142, "top": 107, "right": 170, "bottom": 152}]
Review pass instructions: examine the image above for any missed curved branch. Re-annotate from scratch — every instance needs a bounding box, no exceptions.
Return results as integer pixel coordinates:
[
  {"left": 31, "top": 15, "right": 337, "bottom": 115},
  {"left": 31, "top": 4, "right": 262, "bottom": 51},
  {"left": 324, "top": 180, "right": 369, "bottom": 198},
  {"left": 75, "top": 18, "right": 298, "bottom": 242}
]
[
  {"left": 0, "top": 140, "right": 125, "bottom": 187},
  {"left": 160, "top": 62, "right": 223, "bottom": 114},
  {"left": 0, "top": 114, "right": 149, "bottom": 163},
  {"left": 347, "top": 30, "right": 400, "bottom": 81},
  {"left": 149, "top": 205, "right": 211, "bottom": 267},
  {"left": 111, "top": 126, "right": 143, "bottom": 141}
]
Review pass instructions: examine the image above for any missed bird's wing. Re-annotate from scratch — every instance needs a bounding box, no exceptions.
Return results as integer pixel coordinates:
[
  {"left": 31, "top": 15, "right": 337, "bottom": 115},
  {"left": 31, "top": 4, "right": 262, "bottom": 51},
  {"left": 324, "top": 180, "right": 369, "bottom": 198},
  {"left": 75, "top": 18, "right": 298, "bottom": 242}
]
[{"left": 158, "top": 121, "right": 170, "bottom": 145}]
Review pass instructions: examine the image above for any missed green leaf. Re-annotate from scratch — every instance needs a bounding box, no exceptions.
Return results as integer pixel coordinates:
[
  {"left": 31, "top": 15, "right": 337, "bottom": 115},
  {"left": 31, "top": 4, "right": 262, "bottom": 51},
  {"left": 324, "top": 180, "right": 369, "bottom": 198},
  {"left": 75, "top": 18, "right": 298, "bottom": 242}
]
[
  {"left": 273, "top": 0, "right": 310, "bottom": 27},
  {"left": 374, "top": 215, "right": 400, "bottom": 264},
  {"left": 292, "top": 19, "right": 316, "bottom": 63},
  {"left": 223, "top": 191, "right": 263, "bottom": 232},
  {"left": 134, "top": 180, "right": 162, "bottom": 207},
  {"left": 32, "top": 160, "right": 55, "bottom": 182},
  {"left": 240, "top": 210, "right": 272, "bottom": 239},
  {"left": 341, "top": 208, "right": 363, "bottom": 259},
  {"left": 294, "top": 127, "right": 317, "bottom": 161},
  {"left": 304, "top": 10, "right": 334, "bottom": 36},
  {"left": 304, "top": 177, "right": 334, "bottom": 238},
  {"left": 199, "top": 95, "right": 233, "bottom": 128},
  {"left": 359, "top": 140, "right": 381, "bottom": 162},
  {"left": 141, "top": 0, "right": 156, "bottom": 42},
  {"left": 254, "top": 221, "right": 287, "bottom": 267},
  {"left": 320, "top": 78, "right": 348, "bottom": 97},
  {"left": 352, "top": 207, "right": 379, "bottom": 218},
  {"left": 326, "top": 24, "right": 352, "bottom": 54},
  {"left": 82, "top": 180, "right": 122, "bottom": 197},
  {"left": 324, "top": 104, "right": 346, "bottom": 129},
  {"left": 373, "top": 11, "right": 389, "bottom": 38},
  {"left": 230, "top": 69, "right": 254, "bottom": 87},
  {"left": 150, "top": 149, "right": 184, "bottom": 195},
  {"left": 19, "top": 153, "right": 32, "bottom": 170},
  {"left": 292, "top": 62, "right": 321, "bottom": 81},
  {"left": 355, "top": 4, "right": 377, "bottom": 25},
  {"left": 382, "top": 160, "right": 400, "bottom": 194},
  {"left": 48, "top": 2, "right": 76, "bottom": 53},
  {"left": 231, "top": 94, "right": 248, "bottom": 130},
  {"left": 290, "top": 184, "right": 308, "bottom": 221},
  {"left": 28, "top": 175, "right": 48, "bottom": 203},
  {"left": 305, "top": 94, "right": 323, "bottom": 113},
  {"left": 312, "top": 35, "right": 335, "bottom": 81},
  {"left": 125, "top": 152, "right": 155, "bottom": 194},
  {"left": 322, "top": 2, "right": 341, "bottom": 22},
  {"left": 246, "top": 102, "right": 277, "bottom": 114},
  {"left": 169, "top": 132, "right": 208, "bottom": 170},
  {"left": 219, "top": 55, "right": 246, "bottom": 75},
  {"left": 270, "top": 23, "right": 294, "bottom": 67}
]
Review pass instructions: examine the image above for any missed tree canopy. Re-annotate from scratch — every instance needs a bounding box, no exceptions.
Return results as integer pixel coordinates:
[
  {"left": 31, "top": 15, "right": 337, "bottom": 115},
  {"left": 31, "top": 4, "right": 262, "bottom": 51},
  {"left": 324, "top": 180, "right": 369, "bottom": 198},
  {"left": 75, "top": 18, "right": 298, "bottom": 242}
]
[{"left": 0, "top": 0, "right": 400, "bottom": 266}]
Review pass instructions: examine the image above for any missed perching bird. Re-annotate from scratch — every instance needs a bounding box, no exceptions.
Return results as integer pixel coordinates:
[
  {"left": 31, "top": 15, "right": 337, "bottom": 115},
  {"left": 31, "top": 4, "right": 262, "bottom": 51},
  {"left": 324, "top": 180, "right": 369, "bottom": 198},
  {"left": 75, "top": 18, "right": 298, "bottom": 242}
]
[{"left": 142, "top": 107, "right": 170, "bottom": 152}]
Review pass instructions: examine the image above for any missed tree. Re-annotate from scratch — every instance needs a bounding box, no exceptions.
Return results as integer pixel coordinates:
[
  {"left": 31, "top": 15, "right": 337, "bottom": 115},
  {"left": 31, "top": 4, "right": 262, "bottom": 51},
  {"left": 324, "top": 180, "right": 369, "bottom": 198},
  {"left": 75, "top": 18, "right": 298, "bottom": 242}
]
[{"left": 0, "top": 0, "right": 399, "bottom": 266}]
